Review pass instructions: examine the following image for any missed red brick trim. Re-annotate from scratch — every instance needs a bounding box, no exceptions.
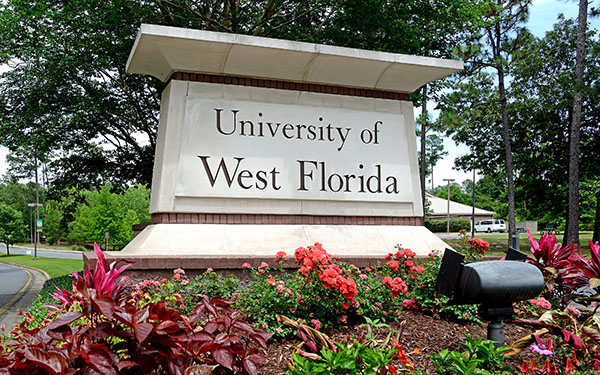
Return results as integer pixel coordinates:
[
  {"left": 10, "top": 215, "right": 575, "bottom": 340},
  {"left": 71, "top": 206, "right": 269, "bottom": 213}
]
[
  {"left": 169, "top": 72, "right": 410, "bottom": 101},
  {"left": 151, "top": 213, "right": 422, "bottom": 226}
]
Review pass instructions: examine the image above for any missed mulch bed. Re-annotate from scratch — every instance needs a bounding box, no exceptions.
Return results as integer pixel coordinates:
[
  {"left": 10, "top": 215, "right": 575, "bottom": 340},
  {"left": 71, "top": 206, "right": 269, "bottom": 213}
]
[{"left": 260, "top": 310, "right": 536, "bottom": 374}]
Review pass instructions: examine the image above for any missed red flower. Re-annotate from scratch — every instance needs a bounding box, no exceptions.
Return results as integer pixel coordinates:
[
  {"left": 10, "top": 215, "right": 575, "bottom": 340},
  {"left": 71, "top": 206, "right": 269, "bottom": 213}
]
[
  {"left": 242, "top": 262, "right": 252, "bottom": 269},
  {"left": 386, "top": 260, "right": 400, "bottom": 271},
  {"left": 339, "top": 278, "right": 358, "bottom": 301},
  {"left": 383, "top": 276, "right": 408, "bottom": 297},
  {"left": 404, "top": 249, "right": 416, "bottom": 258},
  {"left": 342, "top": 302, "right": 350, "bottom": 309},
  {"left": 393, "top": 340, "right": 413, "bottom": 371}
]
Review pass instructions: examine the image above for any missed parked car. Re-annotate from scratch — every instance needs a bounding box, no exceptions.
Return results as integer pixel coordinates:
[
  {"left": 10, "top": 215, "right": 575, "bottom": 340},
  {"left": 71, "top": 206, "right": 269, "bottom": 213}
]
[{"left": 474, "top": 219, "right": 506, "bottom": 233}]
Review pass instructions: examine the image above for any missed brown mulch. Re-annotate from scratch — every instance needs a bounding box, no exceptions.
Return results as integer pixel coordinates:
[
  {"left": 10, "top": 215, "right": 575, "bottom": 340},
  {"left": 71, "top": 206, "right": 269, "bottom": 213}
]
[{"left": 260, "top": 311, "right": 536, "bottom": 374}]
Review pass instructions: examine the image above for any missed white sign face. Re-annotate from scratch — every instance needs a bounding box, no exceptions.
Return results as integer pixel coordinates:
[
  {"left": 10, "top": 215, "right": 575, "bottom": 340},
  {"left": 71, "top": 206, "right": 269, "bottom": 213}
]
[{"left": 173, "top": 96, "right": 414, "bottom": 203}]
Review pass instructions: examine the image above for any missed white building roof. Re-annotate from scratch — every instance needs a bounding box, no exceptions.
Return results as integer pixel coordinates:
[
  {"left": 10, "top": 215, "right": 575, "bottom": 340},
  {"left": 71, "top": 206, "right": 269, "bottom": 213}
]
[
  {"left": 426, "top": 193, "right": 495, "bottom": 217},
  {"left": 126, "top": 24, "right": 463, "bottom": 93}
]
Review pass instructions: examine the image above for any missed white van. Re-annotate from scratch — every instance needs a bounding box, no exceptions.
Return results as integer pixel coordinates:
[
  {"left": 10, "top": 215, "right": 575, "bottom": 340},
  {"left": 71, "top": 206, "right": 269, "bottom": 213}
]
[{"left": 474, "top": 219, "right": 506, "bottom": 233}]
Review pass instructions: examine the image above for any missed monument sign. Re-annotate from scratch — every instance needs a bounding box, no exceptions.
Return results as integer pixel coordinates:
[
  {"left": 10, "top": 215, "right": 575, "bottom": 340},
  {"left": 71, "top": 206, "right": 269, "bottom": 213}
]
[{"left": 106, "top": 24, "right": 462, "bottom": 268}]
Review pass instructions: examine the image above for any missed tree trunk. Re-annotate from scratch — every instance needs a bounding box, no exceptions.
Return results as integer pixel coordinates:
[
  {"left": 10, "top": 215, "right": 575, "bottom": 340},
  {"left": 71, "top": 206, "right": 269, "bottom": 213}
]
[
  {"left": 420, "top": 85, "right": 428, "bottom": 218},
  {"left": 593, "top": 191, "right": 600, "bottom": 243},
  {"left": 5, "top": 243, "right": 9, "bottom": 256},
  {"left": 496, "top": 50, "right": 516, "bottom": 248},
  {"left": 565, "top": 0, "right": 588, "bottom": 247}
]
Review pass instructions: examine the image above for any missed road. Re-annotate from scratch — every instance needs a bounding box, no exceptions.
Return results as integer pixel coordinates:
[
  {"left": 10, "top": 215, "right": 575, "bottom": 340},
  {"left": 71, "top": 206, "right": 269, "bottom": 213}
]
[
  {"left": 0, "top": 244, "right": 83, "bottom": 260},
  {"left": 0, "top": 262, "right": 31, "bottom": 324}
]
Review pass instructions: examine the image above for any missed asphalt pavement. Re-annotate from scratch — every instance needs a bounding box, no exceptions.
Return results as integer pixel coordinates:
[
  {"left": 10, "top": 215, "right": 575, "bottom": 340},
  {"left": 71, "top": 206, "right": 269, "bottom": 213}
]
[
  {"left": 0, "top": 244, "right": 83, "bottom": 260},
  {"left": 0, "top": 262, "right": 48, "bottom": 331}
]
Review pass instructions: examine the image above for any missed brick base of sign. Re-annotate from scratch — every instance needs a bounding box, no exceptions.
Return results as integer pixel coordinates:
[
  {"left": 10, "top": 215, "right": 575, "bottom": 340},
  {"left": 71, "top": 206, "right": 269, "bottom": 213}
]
[{"left": 151, "top": 213, "right": 423, "bottom": 226}]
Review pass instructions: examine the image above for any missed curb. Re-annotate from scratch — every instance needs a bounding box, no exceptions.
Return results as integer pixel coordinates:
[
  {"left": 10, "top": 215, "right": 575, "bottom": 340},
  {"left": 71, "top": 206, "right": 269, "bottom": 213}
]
[{"left": 0, "top": 261, "right": 50, "bottom": 331}]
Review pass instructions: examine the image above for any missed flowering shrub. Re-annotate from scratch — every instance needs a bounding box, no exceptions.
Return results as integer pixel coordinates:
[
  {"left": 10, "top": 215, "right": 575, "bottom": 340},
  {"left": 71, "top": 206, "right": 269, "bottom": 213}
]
[
  {"left": 401, "top": 251, "right": 481, "bottom": 324},
  {"left": 0, "top": 244, "right": 271, "bottom": 375},
  {"left": 454, "top": 229, "right": 489, "bottom": 262},
  {"left": 140, "top": 267, "right": 239, "bottom": 314},
  {"left": 238, "top": 243, "right": 422, "bottom": 336}
]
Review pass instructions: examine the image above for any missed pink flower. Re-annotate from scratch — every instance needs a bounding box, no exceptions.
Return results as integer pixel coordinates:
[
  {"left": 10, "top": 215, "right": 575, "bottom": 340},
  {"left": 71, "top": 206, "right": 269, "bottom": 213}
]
[
  {"left": 530, "top": 297, "right": 552, "bottom": 309},
  {"left": 339, "top": 315, "right": 347, "bottom": 323},
  {"left": 181, "top": 279, "right": 189, "bottom": 285},
  {"left": 179, "top": 304, "right": 185, "bottom": 310},
  {"left": 289, "top": 308, "right": 296, "bottom": 314},
  {"left": 359, "top": 274, "right": 367, "bottom": 279},
  {"left": 311, "top": 319, "right": 322, "bottom": 330},
  {"left": 365, "top": 267, "right": 372, "bottom": 273},
  {"left": 565, "top": 306, "right": 581, "bottom": 317},
  {"left": 262, "top": 323, "right": 269, "bottom": 329},
  {"left": 174, "top": 273, "right": 181, "bottom": 281},
  {"left": 206, "top": 267, "right": 213, "bottom": 273},
  {"left": 428, "top": 252, "right": 436, "bottom": 258},
  {"left": 161, "top": 278, "right": 167, "bottom": 283},
  {"left": 174, "top": 268, "right": 185, "bottom": 275},
  {"left": 276, "top": 327, "right": 283, "bottom": 334},
  {"left": 242, "top": 262, "right": 252, "bottom": 269},
  {"left": 259, "top": 262, "right": 269, "bottom": 269}
]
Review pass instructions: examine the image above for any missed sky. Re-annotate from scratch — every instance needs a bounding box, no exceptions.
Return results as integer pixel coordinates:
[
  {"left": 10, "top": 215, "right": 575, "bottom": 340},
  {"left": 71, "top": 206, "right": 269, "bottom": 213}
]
[{"left": 0, "top": 0, "right": 597, "bottom": 184}]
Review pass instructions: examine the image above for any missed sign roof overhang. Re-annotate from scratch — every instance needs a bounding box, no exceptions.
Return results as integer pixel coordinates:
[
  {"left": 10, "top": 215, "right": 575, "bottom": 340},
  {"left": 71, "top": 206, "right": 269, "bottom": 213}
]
[{"left": 126, "top": 24, "right": 463, "bottom": 94}]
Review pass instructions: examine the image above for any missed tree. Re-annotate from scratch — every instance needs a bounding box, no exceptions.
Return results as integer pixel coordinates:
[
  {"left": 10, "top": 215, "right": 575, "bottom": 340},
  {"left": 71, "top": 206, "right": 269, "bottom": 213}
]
[
  {"left": 0, "top": 203, "right": 26, "bottom": 254},
  {"left": 417, "top": 133, "right": 448, "bottom": 191},
  {"left": 0, "top": 0, "right": 481, "bottom": 190},
  {"left": 564, "top": 0, "right": 590, "bottom": 246},
  {"left": 467, "top": 0, "right": 531, "bottom": 246},
  {"left": 44, "top": 208, "right": 64, "bottom": 245}
]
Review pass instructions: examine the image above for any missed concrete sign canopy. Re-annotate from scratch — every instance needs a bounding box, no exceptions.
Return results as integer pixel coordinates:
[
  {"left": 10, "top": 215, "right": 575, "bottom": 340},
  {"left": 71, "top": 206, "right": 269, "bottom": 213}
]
[{"left": 126, "top": 24, "right": 463, "bottom": 93}]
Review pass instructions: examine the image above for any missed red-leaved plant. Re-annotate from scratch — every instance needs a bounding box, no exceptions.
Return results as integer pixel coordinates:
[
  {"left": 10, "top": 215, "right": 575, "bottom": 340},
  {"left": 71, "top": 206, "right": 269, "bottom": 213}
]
[
  {"left": 525, "top": 230, "right": 579, "bottom": 301},
  {"left": 0, "top": 244, "right": 272, "bottom": 375}
]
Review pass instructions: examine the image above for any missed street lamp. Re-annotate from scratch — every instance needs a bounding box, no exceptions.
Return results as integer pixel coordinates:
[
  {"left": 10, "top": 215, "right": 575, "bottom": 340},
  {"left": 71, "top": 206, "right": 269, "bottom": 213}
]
[{"left": 443, "top": 178, "right": 455, "bottom": 233}]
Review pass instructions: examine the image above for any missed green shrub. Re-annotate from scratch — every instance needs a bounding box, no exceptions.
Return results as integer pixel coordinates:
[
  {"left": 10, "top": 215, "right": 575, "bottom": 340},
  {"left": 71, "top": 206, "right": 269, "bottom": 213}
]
[
  {"left": 431, "top": 334, "right": 512, "bottom": 375},
  {"left": 25, "top": 272, "right": 79, "bottom": 329},
  {"left": 141, "top": 268, "right": 239, "bottom": 314},
  {"left": 425, "top": 218, "right": 471, "bottom": 233}
]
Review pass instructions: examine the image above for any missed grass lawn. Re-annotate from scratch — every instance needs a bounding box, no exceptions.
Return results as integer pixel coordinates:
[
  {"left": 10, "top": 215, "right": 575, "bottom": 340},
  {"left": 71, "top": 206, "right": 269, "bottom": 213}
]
[
  {"left": 444, "top": 231, "right": 596, "bottom": 257},
  {"left": 0, "top": 254, "right": 83, "bottom": 278},
  {"left": 15, "top": 243, "right": 80, "bottom": 251}
]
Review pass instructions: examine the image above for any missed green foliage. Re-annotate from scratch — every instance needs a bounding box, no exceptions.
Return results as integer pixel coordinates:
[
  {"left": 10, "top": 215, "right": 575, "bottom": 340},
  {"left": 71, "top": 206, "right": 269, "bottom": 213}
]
[
  {"left": 431, "top": 334, "right": 512, "bottom": 375},
  {"left": 404, "top": 253, "right": 481, "bottom": 325},
  {"left": 141, "top": 268, "right": 240, "bottom": 314},
  {"left": 0, "top": 202, "right": 26, "bottom": 251},
  {"left": 425, "top": 218, "right": 471, "bottom": 233},
  {"left": 43, "top": 207, "right": 63, "bottom": 245},
  {"left": 25, "top": 273, "right": 77, "bottom": 329},
  {"left": 286, "top": 341, "right": 397, "bottom": 375}
]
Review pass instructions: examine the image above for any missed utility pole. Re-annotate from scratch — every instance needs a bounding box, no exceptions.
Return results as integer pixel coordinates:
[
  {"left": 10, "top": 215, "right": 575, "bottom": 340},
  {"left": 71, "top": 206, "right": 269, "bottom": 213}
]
[
  {"left": 34, "top": 154, "right": 39, "bottom": 261},
  {"left": 472, "top": 169, "right": 476, "bottom": 238},
  {"left": 443, "top": 178, "right": 455, "bottom": 233}
]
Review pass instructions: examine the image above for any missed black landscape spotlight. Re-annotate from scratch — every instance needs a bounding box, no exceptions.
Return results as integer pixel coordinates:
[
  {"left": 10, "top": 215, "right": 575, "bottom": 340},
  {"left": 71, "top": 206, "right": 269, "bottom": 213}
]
[{"left": 435, "top": 248, "right": 544, "bottom": 346}]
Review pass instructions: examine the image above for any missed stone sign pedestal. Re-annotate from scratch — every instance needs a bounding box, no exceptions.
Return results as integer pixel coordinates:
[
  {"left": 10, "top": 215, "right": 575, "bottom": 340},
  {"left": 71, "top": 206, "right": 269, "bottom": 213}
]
[{"left": 85, "top": 24, "right": 462, "bottom": 271}]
